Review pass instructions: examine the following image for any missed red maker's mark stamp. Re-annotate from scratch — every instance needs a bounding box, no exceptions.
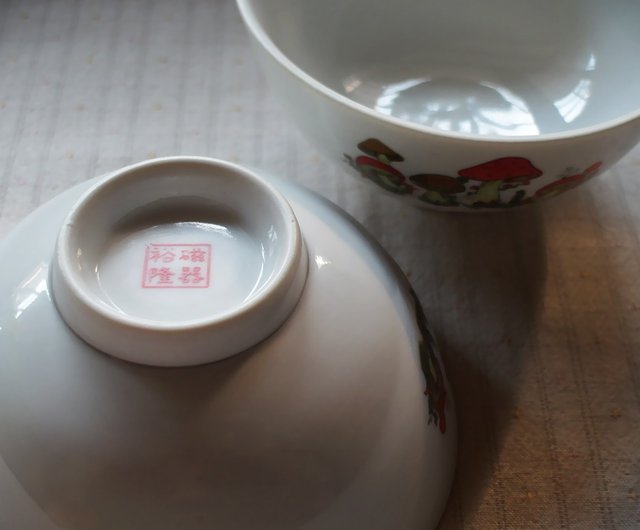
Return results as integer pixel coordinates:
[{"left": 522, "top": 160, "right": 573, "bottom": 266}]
[{"left": 142, "top": 243, "right": 211, "bottom": 288}]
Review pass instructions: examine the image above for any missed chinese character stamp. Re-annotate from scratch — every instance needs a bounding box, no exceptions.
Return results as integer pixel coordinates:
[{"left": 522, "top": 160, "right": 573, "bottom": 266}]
[{"left": 142, "top": 243, "right": 211, "bottom": 288}]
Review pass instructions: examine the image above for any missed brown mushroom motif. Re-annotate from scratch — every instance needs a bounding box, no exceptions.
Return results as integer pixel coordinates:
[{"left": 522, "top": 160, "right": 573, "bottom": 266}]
[
  {"left": 357, "top": 138, "right": 405, "bottom": 164},
  {"left": 344, "top": 138, "right": 415, "bottom": 195},
  {"left": 534, "top": 161, "right": 603, "bottom": 200},
  {"left": 457, "top": 157, "right": 543, "bottom": 208},
  {"left": 410, "top": 174, "right": 466, "bottom": 206}
]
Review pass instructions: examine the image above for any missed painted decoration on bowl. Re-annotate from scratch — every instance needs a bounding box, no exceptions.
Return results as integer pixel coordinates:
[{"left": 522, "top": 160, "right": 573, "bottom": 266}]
[
  {"left": 344, "top": 139, "right": 414, "bottom": 195},
  {"left": 344, "top": 139, "right": 603, "bottom": 208},
  {"left": 410, "top": 289, "right": 447, "bottom": 434},
  {"left": 534, "top": 161, "right": 603, "bottom": 199},
  {"left": 456, "top": 156, "right": 542, "bottom": 208}
]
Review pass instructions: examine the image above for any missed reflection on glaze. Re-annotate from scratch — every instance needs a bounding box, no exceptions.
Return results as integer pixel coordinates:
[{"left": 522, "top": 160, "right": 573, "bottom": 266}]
[
  {"left": 314, "top": 255, "right": 332, "bottom": 269},
  {"left": 343, "top": 54, "right": 597, "bottom": 137},
  {"left": 267, "top": 225, "right": 278, "bottom": 243},
  {"left": 369, "top": 77, "right": 541, "bottom": 136},
  {"left": 243, "top": 242, "right": 268, "bottom": 301},
  {"left": 13, "top": 262, "right": 50, "bottom": 320},
  {"left": 173, "top": 221, "right": 234, "bottom": 238},
  {"left": 553, "top": 53, "right": 596, "bottom": 124},
  {"left": 75, "top": 248, "right": 83, "bottom": 271},
  {"left": 266, "top": 225, "right": 279, "bottom": 258}
]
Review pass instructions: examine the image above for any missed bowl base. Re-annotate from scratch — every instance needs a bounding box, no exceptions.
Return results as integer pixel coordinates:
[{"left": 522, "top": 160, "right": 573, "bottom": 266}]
[{"left": 98, "top": 211, "right": 263, "bottom": 323}]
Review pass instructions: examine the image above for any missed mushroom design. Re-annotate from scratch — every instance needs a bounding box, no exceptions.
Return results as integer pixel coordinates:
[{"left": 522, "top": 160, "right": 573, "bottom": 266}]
[
  {"left": 534, "top": 161, "right": 603, "bottom": 200},
  {"left": 458, "top": 157, "right": 543, "bottom": 207},
  {"left": 582, "top": 161, "right": 603, "bottom": 180},
  {"left": 357, "top": 138, "right": 404, "bottom": 164},
  {"left": 409, "top": 289, "right": 447, "bottom": 434},
  {"left": 410, "top": 174, "right": 466, "bottom": 206},
  {"left": 345, "top": 139, "right": 414, "bottom": 195}
]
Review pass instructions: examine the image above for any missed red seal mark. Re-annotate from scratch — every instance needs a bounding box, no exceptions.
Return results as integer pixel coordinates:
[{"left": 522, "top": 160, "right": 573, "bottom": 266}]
[{"left": 142, "top": 244, "right": 211, "bottom": 288}]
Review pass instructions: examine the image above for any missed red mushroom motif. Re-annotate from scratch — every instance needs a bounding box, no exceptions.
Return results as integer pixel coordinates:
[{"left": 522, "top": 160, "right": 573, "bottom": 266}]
[
  {"left": 535, "top": 174, "right": 583, "bottom": 199},
  {"left": 353, "top": 155, "right": 414, "bottom": 194},
  {"left": 582, "top": 161, "right": 603, "bottom": 180},
  {"left": 458, "top": 157, "right": 543, "bottom": 207},
  {"left": 344, "top": 137, "right": 604, "bottom": 208},
  {"left": 344, "top": 138, "right": 414, "bottom": 195},
  {"left": 535, "top": 161, "right": 603, "bottom": 200}
]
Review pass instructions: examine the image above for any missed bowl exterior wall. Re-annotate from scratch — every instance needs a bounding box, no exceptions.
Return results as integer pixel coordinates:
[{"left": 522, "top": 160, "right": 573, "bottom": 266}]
[{"left": 0, "top": 171, "right": 456, "bottom": 530}]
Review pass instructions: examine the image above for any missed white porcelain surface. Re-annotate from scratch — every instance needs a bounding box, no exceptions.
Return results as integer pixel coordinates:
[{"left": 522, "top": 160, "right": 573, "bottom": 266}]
[
  {"left": 237, "top": 0, "right": 640, "bottom": 210},
  {"left": 51, "top": 158, "right": 307, "bottom": 367},
  {"left": 0, "top": 160, "right": 456, "bottom": 530}
]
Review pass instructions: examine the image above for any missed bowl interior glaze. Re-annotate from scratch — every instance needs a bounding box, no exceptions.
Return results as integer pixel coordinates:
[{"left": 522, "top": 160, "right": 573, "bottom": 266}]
[{"left": 247, "top": 0, "right": 640, "bottom": 138}]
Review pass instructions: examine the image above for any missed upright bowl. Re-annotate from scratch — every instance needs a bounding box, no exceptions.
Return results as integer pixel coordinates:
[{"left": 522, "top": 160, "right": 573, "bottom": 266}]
[{"left": 237, "top": 0, "right": 640, "bottom": 210}]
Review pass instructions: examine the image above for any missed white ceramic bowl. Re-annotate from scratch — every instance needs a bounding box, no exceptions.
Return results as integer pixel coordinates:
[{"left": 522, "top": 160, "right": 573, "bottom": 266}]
[
  {"left": 0, "top": 158, "right": 455, "bottom": 530},
  {"left": 237, "top": 0, "right": 640, "bottom": 210}
]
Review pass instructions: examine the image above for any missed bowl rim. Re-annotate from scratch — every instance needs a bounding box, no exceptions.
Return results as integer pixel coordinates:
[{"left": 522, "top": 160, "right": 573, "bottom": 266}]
[{"left": 237, "top": 0, "right": 640, "bottom": 144}]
